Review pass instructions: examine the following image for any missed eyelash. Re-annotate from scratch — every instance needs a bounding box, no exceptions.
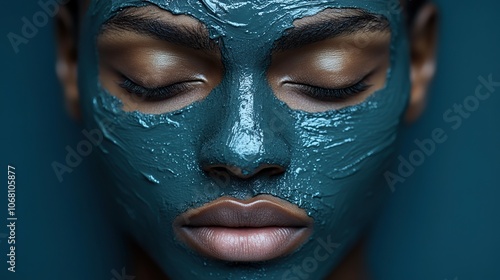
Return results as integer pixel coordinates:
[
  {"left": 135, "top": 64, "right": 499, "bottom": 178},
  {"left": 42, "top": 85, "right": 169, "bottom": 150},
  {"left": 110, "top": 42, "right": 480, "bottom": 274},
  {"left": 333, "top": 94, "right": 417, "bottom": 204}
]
[
  {"left": 119, "top": 78, "right": 195, "bottom": 102},
  {"left": 290, "top": 80, "right": 371, "bottom": 102},
  {"left": 118, "top": 76, "right": 370, "bottom": 103}
]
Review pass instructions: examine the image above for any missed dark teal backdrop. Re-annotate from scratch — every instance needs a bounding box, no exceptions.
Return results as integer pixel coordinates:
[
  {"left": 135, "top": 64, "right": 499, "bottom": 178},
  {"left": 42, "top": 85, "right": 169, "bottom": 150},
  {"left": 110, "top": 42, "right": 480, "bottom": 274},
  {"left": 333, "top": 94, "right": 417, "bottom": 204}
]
[{"left": 1, "top": 1, "right": 499, "bottom": 279}]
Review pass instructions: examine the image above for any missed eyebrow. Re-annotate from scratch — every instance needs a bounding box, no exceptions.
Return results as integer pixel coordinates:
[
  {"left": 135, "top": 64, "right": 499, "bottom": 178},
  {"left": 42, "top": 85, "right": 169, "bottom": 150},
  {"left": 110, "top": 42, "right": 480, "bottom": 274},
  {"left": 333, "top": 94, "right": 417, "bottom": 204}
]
[
  {"left": 273, "top": 11, "right": 390, "bottom": 52},
  {"left": 100, "top": 12, "right": 218, "bottom": 51}
]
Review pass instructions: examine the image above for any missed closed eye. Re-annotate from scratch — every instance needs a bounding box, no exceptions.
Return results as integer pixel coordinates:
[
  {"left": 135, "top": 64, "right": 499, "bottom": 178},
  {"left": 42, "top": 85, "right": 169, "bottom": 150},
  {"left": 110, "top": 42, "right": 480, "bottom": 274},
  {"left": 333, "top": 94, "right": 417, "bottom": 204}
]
[
  {"left": 285, "top": 80, "right": 372, "bottom": 102},
  {"left": 118, "top": 77, "right": 203, "bottom": 102}
]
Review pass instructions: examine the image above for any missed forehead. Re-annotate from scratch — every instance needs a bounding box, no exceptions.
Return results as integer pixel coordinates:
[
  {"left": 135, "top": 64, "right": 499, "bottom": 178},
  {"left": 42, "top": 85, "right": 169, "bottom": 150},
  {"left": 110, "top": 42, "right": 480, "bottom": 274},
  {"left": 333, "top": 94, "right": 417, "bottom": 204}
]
[{"left": 91, "top": 0, "right": 401, "bottom": 38}]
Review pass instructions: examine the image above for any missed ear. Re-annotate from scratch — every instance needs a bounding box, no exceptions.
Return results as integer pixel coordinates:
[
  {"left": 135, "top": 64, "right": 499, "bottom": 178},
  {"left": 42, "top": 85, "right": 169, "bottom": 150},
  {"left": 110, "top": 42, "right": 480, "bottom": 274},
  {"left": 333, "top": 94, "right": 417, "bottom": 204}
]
[
  {"left": 55, "top": 5, "right": 80, "bottom": 120},
  {"left": 405, "top": 3, "right": 439, "bottom": 123}
]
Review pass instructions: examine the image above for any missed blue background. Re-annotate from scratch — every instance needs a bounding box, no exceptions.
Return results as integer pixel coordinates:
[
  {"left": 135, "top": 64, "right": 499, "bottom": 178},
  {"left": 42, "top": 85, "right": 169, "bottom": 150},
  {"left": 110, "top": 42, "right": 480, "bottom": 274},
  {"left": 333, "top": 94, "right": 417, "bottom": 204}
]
[{"left": 1, "top": 1, "right": 499, "bottom": 279}]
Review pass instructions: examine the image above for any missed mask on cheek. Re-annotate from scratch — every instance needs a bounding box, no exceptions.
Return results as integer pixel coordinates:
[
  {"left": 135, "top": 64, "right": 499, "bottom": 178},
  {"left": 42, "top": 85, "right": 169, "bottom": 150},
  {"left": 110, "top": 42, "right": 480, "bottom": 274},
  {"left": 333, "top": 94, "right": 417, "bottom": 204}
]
[{"left": 78, "top": 0, "right": 410, "bottom": 279}]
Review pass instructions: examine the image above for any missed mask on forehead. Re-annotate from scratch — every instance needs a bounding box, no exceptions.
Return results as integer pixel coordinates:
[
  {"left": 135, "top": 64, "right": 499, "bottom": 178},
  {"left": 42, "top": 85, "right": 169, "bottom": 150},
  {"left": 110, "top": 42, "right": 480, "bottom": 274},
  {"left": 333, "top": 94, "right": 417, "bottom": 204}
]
[{"left": 78, "top": 0, "right": 409, "bottom": 278}]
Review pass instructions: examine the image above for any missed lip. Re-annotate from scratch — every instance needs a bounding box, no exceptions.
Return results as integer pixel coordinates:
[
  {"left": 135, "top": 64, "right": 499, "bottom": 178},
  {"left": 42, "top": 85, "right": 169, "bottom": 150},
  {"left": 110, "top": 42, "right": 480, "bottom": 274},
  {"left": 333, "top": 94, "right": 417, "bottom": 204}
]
[{"left": 173, "top": 195, "right": 313, "bottom": 262}]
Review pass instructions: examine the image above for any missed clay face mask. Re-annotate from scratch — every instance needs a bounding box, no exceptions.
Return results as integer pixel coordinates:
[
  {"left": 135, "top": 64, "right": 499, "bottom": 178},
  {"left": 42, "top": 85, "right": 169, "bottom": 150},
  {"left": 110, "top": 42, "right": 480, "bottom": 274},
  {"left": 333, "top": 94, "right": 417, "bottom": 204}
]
[{"left": 78, "top": 0, "right": 410, "bottom": 278}]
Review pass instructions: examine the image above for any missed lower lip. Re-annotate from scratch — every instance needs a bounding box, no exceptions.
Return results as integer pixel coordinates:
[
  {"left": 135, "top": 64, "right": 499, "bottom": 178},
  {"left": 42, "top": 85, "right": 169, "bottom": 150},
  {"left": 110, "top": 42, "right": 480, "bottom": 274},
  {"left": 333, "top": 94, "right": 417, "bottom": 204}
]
[{"left": 178, "top": 226, "right": 310, "bottom": 262}]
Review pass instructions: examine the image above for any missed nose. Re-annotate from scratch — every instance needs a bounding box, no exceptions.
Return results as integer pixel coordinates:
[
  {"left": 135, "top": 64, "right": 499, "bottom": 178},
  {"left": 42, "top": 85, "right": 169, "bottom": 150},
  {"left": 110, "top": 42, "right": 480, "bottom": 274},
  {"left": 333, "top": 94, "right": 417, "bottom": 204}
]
[{"left": 199, "top": 73, "right": 291, "bottom": 180}]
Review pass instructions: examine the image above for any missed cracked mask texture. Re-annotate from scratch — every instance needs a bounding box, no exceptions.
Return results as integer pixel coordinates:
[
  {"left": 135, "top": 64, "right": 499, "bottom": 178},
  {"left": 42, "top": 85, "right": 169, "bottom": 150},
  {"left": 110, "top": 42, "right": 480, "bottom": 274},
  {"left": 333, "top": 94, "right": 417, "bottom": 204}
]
[{"left": 78, "top": 0, "right": 410, "bottom": 279}]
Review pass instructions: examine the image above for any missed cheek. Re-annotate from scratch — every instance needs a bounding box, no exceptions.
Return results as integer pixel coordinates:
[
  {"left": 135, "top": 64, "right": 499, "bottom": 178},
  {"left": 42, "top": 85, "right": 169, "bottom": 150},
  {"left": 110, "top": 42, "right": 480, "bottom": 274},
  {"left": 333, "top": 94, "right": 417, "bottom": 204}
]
[
  {"left": 90, "top": 93, "right": 205, "bottom": 214},
  {"left": 287, "top": 98, "right": 402, "bottom": 210},
  {"left": 294, "top": 112, "right": 396, "bottom": 177},
  {"left": 284, "top": 111, "right": 399, "bottom": 260}
]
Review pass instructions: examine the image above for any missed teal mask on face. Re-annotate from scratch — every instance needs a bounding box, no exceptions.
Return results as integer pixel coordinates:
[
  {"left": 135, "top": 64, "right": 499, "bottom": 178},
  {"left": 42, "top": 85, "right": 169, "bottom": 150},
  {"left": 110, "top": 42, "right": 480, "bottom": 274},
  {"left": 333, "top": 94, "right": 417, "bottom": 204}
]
[{"left": 78, "top": 0, "right": 410, "bottom": 278}]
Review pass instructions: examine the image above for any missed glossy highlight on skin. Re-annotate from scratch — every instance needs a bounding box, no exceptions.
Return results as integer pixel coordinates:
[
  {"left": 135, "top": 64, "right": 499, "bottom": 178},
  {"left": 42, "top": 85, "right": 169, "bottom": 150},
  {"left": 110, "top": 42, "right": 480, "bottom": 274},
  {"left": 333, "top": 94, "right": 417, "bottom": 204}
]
[
  {"left": 78, "top": 0, "right": 411, "bottom": 279},
  {"left": 268, "top": 32, "right": 391, "bottom": 111},
  {"left": 98, "top": 11, "right": 224, "bottom": 113}
]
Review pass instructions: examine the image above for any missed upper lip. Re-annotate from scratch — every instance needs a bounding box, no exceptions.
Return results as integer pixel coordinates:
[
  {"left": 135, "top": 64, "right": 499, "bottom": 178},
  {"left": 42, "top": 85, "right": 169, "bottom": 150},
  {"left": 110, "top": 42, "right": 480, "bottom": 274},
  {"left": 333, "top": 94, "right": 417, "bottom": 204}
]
[{"left": 173, "top": 195, "right": 313, "bottom": 229}]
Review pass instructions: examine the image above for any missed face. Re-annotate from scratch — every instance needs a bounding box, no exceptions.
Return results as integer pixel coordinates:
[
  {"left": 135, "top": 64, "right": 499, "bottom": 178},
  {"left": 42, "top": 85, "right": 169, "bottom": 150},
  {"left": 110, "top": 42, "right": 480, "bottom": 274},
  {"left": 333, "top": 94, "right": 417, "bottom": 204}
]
[{"left": 77, "top": 0, "right": 410, "bottom": 278}]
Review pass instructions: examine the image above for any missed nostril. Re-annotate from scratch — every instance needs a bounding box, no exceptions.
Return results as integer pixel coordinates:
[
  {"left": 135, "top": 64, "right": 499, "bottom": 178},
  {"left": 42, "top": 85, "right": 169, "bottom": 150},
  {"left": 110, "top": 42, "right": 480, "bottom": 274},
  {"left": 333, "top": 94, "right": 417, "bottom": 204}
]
[
  {"left": 203, "top": 164, "right": 286, "bottom": 180},
  {"left": 256, "top": 165, "right": 286, "bottom": 177}
]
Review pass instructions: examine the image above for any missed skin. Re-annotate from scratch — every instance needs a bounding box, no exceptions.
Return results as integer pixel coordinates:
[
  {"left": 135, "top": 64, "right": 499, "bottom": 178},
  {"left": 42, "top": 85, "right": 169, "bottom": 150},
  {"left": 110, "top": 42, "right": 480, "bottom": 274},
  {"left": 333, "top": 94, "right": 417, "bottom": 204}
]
[
  {"left": 98, "top": 7, "right": 224, "bottom": 113},
  {"left": 97, "top": 6, "right": 391, "bottom": 114},
  {"left": 268, "top": 14, "right": 391, "bottom": 113},
  {"left": 55, "top": 1, "right": 438, "bottom": 279}
]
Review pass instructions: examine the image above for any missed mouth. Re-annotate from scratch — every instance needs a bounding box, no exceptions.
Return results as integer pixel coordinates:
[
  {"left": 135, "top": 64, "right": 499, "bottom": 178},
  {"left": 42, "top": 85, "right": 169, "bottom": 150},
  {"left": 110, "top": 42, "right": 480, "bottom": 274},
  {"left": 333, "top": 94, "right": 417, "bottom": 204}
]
[{"left": 173, "top": 195, "right": 313, "bottom": 262}]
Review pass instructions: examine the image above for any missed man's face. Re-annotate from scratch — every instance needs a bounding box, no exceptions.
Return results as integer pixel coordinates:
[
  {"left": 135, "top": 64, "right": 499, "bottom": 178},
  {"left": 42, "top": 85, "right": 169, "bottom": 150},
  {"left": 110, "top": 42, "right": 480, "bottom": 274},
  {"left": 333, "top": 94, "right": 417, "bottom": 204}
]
[{"left": 78, "top": 0, "right": 410, "bottom": 278}]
